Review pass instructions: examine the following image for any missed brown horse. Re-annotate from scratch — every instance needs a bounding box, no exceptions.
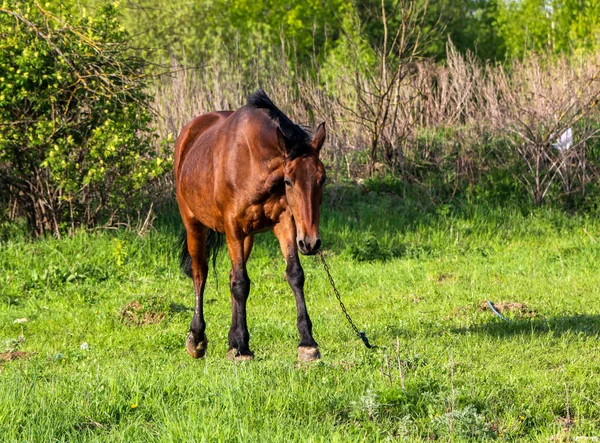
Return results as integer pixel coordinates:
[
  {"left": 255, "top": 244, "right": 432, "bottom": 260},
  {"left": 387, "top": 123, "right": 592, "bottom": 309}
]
[{"left": 174, "top": 89, "right": 326, "bottom": 362}]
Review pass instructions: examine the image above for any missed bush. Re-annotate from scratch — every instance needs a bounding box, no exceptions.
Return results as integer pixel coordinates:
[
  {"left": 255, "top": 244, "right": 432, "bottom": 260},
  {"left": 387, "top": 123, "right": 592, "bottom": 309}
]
[{"left": 0, "top": 1, "right": 170, "bottom": 237}]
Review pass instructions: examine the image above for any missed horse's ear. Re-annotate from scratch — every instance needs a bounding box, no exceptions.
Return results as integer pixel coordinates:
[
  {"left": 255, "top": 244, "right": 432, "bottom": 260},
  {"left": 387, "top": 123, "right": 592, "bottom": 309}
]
[{"left": 312, "top": 122, "right": 326, "bottom": 153}]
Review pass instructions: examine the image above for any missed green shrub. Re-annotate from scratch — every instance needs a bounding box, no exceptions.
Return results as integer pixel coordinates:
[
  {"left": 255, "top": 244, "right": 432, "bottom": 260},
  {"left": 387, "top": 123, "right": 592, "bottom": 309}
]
[{"left": 0, "top": 1, "right": 170, "bottom": 237}]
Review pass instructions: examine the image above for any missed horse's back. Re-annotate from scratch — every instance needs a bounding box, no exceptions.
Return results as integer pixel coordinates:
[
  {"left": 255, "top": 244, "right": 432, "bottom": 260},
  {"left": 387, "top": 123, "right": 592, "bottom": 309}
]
[{"left": 174, "top": 111, "right": 233, "bottom": 181}]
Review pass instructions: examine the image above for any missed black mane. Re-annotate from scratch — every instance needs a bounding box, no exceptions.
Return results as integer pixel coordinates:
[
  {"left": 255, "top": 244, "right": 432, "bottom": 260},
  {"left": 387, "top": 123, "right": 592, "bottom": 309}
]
[{"left": 247, "top": 88, "right": 310, "bottom": 159}]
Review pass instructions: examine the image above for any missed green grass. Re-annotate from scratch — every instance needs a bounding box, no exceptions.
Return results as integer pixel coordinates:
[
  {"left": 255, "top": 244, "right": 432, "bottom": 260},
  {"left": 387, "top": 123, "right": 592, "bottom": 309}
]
[{"left": 2, "top": 185, "right": 600, "bottom": 441}]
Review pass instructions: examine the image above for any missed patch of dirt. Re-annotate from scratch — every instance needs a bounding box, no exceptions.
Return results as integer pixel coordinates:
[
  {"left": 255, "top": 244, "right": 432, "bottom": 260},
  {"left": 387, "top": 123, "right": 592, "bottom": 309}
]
[
  {"left": 430, "top": 272, "right": 457, "bottom": 284},
  {"left": 331, "top": 360, "right": 356, "bottom": 371},
  {"left": 438, "top": 273, "right": 452, "bottom": 282},
  {"left": 556, "top": 415, "right": 575, "bottom": 430},
  {"left": 0, "top": 351, "right": 34, "bottom": 362},
  {"left": 479, "top": 301, "right": 537, "bottom": 318},
  {"left": 408, "top": 294, "right": 423, "bottom": 304},
  {"left": 74, "top": 417, "right": 106, "bottom": 432},
  {"left": 119, "top": 301, "right": 166, "bottom": 326}
]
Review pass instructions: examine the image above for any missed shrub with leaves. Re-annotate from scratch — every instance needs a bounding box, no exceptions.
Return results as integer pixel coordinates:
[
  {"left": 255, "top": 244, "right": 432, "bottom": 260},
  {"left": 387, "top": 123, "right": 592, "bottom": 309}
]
[{"left": 0, "top": 1, "right": 170, "bottom": 237}]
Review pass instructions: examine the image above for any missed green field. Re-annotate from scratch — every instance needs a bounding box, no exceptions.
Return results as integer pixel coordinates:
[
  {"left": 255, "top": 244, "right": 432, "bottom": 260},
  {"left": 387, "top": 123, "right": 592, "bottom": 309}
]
[{"left": 2, "top": 184, "right": 600, "bottom": 441}]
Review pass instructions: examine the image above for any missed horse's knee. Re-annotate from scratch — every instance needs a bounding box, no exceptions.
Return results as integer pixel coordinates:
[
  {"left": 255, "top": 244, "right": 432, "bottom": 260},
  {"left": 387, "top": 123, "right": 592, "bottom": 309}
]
[
  {"left": 230, "top": 269, "right": 250, "bottom": 301},
  {"left": 286, "top": 260, "right": 304, "bottom": 288}
]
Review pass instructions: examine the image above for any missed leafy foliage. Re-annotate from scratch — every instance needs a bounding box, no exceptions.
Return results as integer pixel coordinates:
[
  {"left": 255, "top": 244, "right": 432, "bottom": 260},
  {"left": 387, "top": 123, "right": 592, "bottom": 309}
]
[
  {"left": 76, "top": 0, "right": 600, "bottom": 68},
  {"left": 83, "top": 0, "right": 349, "bottom": 68},
  {"left": 0, "top": 1, "right": 170, "bottom": 236},
  {"left": 495, "top": 0, "right": 600, "bottom": 59}
]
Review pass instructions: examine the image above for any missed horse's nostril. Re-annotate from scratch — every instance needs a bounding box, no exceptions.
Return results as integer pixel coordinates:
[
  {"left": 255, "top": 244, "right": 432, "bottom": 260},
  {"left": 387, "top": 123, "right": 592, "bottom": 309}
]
[
  {"left": 314, "top": 239, "right": 321, "bottom": 251},
  {"left": 298, "top": 240, "right": 305, "bottom": 250}
]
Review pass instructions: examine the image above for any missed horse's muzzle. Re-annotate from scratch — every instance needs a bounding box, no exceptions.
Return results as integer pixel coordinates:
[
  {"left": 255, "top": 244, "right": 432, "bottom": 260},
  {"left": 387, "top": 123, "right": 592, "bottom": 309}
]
[{"left": 298, "top": 237, "right": 321, "bottom": 255}]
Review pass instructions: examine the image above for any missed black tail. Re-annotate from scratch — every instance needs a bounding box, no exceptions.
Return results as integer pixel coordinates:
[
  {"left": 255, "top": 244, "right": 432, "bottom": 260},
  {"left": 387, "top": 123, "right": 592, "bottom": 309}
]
[{"left": 179, "top": 229, "right": 225, "bottom": 279}]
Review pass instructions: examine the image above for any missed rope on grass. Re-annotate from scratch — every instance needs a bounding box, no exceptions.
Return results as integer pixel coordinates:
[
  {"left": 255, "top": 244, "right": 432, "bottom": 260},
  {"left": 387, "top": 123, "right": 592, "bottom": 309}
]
[
  {"left": 487, "top": 301, "right": 510, "bottom": 322},
  {"left": 317, "top": 250, "right": 376, "bottom": 349}
]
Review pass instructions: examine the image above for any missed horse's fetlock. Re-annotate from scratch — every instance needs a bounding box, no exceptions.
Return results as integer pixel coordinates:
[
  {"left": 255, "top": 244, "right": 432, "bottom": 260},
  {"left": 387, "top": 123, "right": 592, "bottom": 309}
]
[{"left": 190, "top": 316, "right": 206, "bottom": 334}]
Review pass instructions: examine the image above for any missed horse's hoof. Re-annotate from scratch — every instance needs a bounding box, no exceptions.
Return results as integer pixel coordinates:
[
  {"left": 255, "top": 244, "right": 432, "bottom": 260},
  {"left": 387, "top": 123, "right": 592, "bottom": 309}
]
[
  {"left": 298, "top": 346, "right": 321, "bottom": 362},
  {"left": 186, "top": 331, "right": 208, "bottom": 358},
  {"left": 226, "top": 348, "right": 254, "bottom": 361}
]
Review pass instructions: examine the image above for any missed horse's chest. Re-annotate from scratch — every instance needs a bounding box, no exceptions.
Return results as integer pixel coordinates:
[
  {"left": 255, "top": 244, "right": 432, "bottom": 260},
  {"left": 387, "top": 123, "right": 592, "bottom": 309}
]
[{"left": 243, "top": 196, "right": 286, "bottom": 234}]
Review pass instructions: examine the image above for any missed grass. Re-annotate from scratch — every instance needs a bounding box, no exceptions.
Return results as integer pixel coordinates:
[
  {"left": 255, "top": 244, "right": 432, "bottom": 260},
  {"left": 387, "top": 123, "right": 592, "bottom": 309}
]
[{"left": 2, "top": 183, "right": 600, "bottom": 441}]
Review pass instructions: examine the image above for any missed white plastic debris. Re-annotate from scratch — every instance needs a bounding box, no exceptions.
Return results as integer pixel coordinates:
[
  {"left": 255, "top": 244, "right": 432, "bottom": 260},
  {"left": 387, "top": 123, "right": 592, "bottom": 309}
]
[
  {"left": 13, "top": 318, "right": 28, "bottom": 324},
  {"left": 553, "top": 127, "right": 573, "bottom": 152},
  {"left": 80, "top": 342, "right": 89, "bottom": 350}
]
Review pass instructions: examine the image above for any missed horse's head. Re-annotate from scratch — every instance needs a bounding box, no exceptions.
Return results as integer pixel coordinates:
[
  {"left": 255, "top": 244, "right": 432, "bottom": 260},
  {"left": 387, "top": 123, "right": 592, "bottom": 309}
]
[{"left": 277, "top": 122, "right": 326, "bottom": 255}]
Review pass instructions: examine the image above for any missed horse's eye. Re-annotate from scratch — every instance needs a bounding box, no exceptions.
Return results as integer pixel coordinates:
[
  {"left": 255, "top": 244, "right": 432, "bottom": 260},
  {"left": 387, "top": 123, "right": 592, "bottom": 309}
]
[
  {"left": 284, "top": 178, "right": 292, "bottom": 187},
  {"left": 319, "top": 176, "right": 327, "bottom": 186}
]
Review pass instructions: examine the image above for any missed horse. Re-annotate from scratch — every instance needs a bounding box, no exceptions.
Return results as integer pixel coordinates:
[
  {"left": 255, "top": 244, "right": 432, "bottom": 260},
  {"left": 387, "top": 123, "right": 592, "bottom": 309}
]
[{"left": 174, "top": 89, "right": 327, "bottom": 362}]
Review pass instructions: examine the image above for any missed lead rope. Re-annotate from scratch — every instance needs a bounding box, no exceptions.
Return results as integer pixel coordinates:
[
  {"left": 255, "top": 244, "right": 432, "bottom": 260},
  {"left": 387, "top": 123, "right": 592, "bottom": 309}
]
[
  {"left": 317, "top": 250, "right": 376, "bottom": 349},
  {"left": 486, "top": 301, "right": 510, "bottom": 322}
]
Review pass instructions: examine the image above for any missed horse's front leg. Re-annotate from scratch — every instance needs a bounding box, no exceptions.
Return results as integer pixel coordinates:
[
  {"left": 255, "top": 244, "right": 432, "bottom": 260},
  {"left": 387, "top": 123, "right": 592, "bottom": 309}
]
[
  {"left": 274, "top": 213, "right": 320, "bottom": 362},
  {"left": 224, "top": 229, "right": 253, "bottom": 361}
]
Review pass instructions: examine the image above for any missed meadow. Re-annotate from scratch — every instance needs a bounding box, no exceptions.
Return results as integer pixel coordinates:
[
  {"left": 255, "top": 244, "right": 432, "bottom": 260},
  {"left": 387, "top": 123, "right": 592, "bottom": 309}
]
[{"left": 2, "top": 183, "right": 600, "bottom": 441}]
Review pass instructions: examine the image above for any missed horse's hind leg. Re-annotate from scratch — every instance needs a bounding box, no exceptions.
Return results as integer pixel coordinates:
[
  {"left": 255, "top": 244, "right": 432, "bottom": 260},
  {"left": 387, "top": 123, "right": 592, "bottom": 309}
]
[
  {"left": 225, "top": 230, "right": 253, "bottom": 361},
  {"left": 243, "top": 235, "right": 254, "bottom": 263},
  {"left": 185, "top": 222, "right": 209, "bottom": 358}
]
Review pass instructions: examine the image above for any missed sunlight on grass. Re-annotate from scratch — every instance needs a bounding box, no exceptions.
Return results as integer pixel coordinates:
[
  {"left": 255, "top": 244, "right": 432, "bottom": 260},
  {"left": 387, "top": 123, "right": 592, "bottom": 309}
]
[{"left": 2, "top": 189, "right": 600, "bottom": 441}]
